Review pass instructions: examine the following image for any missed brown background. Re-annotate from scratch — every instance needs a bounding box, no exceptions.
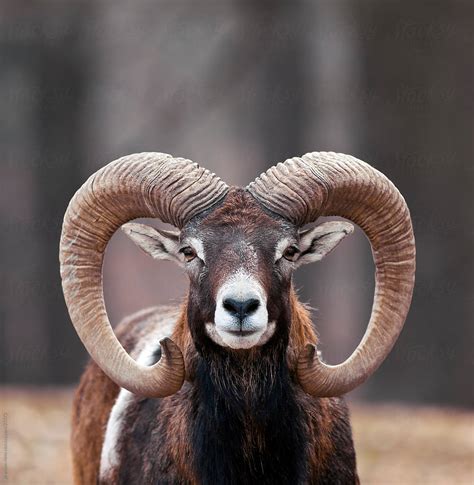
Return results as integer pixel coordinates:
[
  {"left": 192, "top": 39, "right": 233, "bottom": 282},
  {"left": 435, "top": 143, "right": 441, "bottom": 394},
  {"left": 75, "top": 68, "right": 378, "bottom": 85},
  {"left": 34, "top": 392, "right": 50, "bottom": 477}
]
[{"left": 1, "top": 1, "right": 472, "bottom": 410}]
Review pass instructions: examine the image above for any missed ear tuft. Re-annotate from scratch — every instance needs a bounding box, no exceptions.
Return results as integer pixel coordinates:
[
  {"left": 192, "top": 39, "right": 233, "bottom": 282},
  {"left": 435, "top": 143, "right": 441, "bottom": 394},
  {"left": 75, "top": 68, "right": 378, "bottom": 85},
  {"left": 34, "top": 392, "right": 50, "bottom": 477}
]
[
  {"left": 121, "top": 222, "right": 182, "bottom": 264},
  {"left": 297, "top": 220, "right": 354, "bottom": 266},
  {"left": 121, "top": 222, "right": 144, "bottom": 238}
]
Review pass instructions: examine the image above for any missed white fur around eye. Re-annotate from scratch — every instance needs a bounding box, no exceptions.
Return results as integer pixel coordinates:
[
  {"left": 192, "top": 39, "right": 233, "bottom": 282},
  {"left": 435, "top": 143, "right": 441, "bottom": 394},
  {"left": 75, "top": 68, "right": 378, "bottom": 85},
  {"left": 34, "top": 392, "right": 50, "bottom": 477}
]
[
  {"left": 274, "top": 238, "right": 293, "bottom": 262},
  {"left": 186, "top": 237, "right": 205, "bottom": 263}
]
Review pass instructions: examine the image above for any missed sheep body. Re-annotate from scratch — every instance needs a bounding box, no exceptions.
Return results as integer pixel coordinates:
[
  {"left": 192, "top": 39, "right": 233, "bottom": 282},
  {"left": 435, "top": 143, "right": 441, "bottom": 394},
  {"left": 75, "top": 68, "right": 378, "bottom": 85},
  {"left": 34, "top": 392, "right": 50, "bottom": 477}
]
[
  {"left": 72, "top": 304, "right": 359, "bottom": 484},
  {"left": 65, "top": 154, "right": 415, "bottom": 485}
]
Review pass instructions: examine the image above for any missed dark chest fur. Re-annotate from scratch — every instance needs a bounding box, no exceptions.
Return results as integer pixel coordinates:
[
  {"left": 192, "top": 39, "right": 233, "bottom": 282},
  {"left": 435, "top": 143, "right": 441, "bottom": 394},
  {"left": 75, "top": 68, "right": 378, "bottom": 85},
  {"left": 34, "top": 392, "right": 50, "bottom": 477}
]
[
  {"left": 189, "top": 350, "right": 309, "bottom": 485},
  {"left": 114, "top": 349, "right": 357, "bottom": 485}
]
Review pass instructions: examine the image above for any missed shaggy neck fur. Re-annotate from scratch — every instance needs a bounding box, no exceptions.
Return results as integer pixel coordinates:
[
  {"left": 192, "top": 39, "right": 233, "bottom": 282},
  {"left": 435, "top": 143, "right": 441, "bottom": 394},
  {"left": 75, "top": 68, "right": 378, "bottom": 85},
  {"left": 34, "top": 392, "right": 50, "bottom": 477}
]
[
  {"left": 190, "top": 346, "right": 308, "bottom": 484},
  {"left": 179, "top": 288, "right": 317, "bottom": 485}
]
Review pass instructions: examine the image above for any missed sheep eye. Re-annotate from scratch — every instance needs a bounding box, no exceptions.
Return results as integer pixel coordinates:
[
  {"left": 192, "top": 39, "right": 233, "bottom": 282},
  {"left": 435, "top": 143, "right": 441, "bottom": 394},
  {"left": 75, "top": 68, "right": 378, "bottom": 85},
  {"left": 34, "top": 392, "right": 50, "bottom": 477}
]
[
  {"left": 283, "top": 245, "right": 300, "bottom": 261},
  {"left": 180, "top": 247, "right": 197, "bottom": 262}
]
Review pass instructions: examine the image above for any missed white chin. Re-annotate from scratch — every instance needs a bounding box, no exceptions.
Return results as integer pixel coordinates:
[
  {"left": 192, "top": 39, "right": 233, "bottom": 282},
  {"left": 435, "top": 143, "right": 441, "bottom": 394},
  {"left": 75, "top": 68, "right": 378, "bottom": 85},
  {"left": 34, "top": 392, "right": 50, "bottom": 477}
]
[{"left": 205, "top": 322, "right": 276, "bottom": 349}]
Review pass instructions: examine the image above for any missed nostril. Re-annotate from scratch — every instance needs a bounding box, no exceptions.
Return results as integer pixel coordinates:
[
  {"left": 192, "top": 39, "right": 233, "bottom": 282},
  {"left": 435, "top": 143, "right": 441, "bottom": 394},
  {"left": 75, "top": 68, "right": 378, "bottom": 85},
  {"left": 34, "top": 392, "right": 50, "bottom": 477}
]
[
  {"left": 223, "top": 298, "right": 260, "bottom": 319},
  {"left": 223, "top": 299, "right": 238, "bottom": 315},
  {"left": 243, "top": 299, "right": 260, "bottom": 316}
]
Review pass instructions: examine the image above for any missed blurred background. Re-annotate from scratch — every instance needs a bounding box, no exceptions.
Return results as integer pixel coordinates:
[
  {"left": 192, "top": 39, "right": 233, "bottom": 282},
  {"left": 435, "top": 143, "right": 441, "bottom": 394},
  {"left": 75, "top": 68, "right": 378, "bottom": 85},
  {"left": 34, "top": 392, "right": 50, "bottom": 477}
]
[{"left": 1, "top": 1, "right": 473, "bottom": 483}]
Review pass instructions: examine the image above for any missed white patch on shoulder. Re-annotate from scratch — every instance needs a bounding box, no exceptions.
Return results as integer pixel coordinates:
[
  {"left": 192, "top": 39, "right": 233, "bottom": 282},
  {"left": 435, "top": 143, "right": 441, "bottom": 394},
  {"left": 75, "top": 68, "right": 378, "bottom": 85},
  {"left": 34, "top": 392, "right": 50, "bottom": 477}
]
[
  {"left": 99, "top": 316, "right": 176, "bottom": 481},
  {"left": 99, "top": 391, "right": 134, "bottom": 481}
]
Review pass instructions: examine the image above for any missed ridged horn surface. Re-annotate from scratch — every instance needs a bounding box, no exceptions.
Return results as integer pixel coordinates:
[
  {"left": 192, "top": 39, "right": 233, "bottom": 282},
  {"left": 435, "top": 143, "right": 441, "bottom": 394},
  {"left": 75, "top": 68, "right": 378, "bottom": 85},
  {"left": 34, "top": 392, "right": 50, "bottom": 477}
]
[
  {"left": 248, "top": 152, "right": 415, "bottom": 397},
  {"left": 60, "top": 152, "right": 228, "bottom": 397}
]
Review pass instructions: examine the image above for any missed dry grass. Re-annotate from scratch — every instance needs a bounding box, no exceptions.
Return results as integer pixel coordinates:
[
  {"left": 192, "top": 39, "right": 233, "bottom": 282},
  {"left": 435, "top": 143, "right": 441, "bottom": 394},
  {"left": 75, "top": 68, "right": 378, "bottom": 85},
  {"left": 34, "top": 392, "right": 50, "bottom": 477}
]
[
  {"left": 1, "top": 388, "right": 473, "bottom": 484},
  {"left": 352, "top": 403, "right": 474, "bottom": 484},
  {"left": 1, "top": 388, "right": 73, "bottom": 484}
]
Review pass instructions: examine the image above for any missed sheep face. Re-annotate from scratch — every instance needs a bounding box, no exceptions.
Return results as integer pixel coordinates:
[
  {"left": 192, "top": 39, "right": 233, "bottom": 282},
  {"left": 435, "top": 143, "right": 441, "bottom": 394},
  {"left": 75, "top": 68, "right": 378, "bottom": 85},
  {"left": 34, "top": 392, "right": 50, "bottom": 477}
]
[{"left": 123, "top": 188, "right": 353, "bottom": 351}]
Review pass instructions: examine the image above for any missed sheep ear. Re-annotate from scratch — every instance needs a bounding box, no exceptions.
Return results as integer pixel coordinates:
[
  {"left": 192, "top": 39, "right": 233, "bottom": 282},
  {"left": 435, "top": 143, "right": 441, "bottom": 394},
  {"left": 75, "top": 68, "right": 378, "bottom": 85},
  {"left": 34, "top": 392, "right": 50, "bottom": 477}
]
[
  {"left": 122, "top": 222, "right": 182, "bottom": 265},
  {"left": 296, "top": 221, "right": 354, "bottom": 267}
]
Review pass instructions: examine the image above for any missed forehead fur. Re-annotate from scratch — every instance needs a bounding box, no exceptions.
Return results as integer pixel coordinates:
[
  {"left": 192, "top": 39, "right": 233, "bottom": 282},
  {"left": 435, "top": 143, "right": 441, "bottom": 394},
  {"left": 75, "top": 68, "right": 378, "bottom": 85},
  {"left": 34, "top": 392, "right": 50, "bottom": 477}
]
[{"left": 197, "top": 187, "right": 289, "bottom": 233}]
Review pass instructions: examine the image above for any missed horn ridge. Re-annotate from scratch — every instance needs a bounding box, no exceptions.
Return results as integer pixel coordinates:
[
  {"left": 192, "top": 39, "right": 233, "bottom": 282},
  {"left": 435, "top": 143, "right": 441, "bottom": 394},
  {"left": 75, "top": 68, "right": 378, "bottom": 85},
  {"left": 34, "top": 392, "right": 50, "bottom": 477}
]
[
  {"left": 60, "top": 152, "right": 228, "bottom": 397},
  {"left": 248, "top": 151, "right": 415, "bottom": 397}
]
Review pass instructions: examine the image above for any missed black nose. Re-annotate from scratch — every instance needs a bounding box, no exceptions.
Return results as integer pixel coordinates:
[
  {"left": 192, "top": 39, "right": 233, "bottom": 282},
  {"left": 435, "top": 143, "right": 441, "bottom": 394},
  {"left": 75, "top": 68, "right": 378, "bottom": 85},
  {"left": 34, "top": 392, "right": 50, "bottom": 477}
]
[{"left": 223, "top": 298, "right": 260, "bottom": 320}]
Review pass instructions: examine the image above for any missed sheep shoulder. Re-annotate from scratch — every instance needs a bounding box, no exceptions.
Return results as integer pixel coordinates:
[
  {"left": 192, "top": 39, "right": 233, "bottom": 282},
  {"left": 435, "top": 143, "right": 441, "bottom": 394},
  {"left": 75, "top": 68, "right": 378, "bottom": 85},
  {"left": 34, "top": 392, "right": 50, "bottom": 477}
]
[{"left": 71, "top": 305, "right": 181, "bottom": 484}]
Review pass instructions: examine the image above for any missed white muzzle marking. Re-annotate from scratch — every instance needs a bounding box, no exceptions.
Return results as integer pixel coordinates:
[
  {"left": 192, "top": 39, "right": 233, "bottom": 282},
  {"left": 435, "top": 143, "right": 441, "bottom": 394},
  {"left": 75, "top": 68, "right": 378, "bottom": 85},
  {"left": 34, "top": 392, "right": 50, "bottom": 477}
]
[{"left": 206, "top": 270, "right": 275, "bottom": 349}]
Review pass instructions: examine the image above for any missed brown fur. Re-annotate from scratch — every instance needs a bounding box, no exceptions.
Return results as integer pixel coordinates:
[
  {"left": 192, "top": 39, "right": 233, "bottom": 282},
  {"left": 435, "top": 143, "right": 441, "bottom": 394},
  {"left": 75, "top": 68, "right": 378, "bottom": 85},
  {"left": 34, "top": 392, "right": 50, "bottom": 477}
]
[
  {"left": 71, "top": 296, "right": 357, "bottom": 483},
  {"left": 71, "top": 307, "right": 174, "bottom": 484},
  {"left": 71, "top": 359, "right": 118, "bottom": 484},
  {"left": 71, "top": 190, "right": 358, "bottom": 483}
]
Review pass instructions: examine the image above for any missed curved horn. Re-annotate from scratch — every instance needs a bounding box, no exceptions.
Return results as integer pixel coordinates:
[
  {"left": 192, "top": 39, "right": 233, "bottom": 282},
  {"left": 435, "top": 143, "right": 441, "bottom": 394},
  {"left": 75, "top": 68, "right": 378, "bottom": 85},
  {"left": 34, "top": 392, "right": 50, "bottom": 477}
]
[
  {"left": 60, "top": 152, "right": 228, "bottom": 397},
  {"left": 247, "top": 152, "right": 415, "bottom": 397}
]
